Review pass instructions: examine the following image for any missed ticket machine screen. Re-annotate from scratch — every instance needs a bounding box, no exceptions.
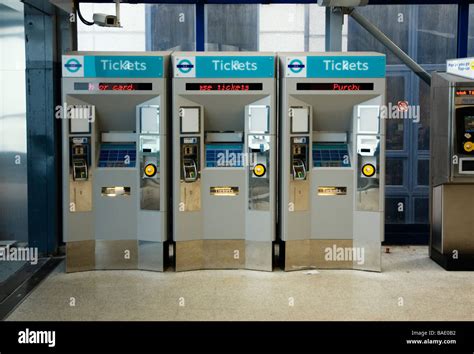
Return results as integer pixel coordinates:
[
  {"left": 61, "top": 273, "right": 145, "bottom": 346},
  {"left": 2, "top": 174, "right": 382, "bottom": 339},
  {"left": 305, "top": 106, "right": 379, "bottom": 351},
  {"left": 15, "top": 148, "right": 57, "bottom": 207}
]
[
  {"left": 465, "top": 116, "right": 474, "bottom": 133},
  {"left": 456, "top": 107, "right": 474, "bottom": 154}
]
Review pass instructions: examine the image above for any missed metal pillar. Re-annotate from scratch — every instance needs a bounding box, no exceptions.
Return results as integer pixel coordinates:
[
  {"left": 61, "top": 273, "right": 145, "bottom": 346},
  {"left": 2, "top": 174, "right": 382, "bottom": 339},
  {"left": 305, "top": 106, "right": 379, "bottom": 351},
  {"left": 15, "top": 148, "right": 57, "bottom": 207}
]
[
  {"left": 196, "top": 1, "right": 205, "bottom": 51},
  {"left": 24, "top": 0, "right": 74, "bottom": 255},
  {"left": 457, "top": 0, "right": 469, "bottom": 58},
  {"left": 304, "top": 4, "right": 310, "bottom": 51},
  {"left": 325, "top": 6, "right": 343, "bottom": 51},
  {"left": 24, "top": 0, "right": 59, "bottom": 255}
]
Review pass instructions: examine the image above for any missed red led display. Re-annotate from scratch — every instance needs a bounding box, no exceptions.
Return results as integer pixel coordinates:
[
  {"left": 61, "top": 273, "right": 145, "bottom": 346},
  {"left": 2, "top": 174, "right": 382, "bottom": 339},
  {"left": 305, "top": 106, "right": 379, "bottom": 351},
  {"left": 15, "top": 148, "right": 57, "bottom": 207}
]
[
  {"left": 73, "top": 82, "right": 153, "bottom": 91},
  {"left": 98, "top": 83, "right": 153, "bottom": 91},
  {"left": 456, "top": 90, "right": 474, "bottom": 96},
  {"left": 186, "top": 83, "right": 263, "bottom": 91},
  {"left": 297, "top": 82, "right": 374, "bottom": 91}
]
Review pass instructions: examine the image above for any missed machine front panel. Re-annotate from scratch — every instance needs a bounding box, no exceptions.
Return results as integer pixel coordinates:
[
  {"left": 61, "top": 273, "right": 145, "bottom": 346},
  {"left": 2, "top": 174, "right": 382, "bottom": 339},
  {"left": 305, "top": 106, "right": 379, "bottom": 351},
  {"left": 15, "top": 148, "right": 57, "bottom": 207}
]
[
  {"left": 172, "top": 52, "right": 276, "bottom": 270},
  {"left": 62, "top": 52, "right": 169, "bottom": 272},
  {"left": 279, "top": 53, "right": 385, "bottom": 272},
  {"left": 429, "top": 74, "right": 474, "bottom": 269}
]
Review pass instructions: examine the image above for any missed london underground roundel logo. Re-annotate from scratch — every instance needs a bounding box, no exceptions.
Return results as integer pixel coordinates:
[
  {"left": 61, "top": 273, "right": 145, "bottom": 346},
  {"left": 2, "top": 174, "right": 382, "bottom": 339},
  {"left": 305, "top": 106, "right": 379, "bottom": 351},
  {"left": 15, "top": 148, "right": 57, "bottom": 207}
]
[
  {"left": 288, "top": 59, "right": 305, "bottom": 74},
  {"left": 65, "top": 58, "right": 82, "bottom": 73},
  {"left": 177, "top": 59, "right": 194, "bottom": 74}
]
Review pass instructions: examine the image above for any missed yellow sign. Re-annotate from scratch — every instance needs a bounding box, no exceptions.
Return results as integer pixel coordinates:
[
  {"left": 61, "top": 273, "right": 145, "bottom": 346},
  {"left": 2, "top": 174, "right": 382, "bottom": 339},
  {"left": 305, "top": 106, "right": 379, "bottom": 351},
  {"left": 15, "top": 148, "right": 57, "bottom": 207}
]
[
  {"left": 253, "top": 164, "right": 266, "bottom": 177},
  {"left": 144, "top": 163, "right": 157, "bottom": 177},
  {"left": 464, "top": 141, "right": 474, "bottom": 152},
  {"left": 362, "top": 163, "right": 376, "bottom": 177}
]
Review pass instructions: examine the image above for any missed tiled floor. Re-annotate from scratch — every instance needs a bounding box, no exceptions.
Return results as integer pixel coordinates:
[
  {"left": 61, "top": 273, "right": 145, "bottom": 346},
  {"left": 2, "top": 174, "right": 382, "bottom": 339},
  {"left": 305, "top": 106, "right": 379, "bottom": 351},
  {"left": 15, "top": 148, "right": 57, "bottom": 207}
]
[{"left": 6, "top": 246, "right": 474, "bottom": 321}]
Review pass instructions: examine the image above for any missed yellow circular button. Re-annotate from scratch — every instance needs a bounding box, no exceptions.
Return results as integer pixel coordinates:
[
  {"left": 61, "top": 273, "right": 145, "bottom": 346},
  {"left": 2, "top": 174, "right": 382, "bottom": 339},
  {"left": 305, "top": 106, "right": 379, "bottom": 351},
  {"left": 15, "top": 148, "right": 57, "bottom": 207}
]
[
  {"left": 253, "top": 164, "right": 266, "bottom": 177},
  {"left": 144, "top": 163, "right": 157, "bottom": 177},
  {"left": 464, "top": 141, "right": 473, "bottom": 152},
  {"left": 362, "top": 163, "right": 376, "bottom": 177}
]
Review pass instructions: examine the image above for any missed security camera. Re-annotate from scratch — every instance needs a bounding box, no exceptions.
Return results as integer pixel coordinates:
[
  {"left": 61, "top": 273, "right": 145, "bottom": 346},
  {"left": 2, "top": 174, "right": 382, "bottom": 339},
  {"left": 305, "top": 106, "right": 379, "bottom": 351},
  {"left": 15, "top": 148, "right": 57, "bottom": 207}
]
[{"left": 92, "top": 13, "right": 120, "bottom": 27}]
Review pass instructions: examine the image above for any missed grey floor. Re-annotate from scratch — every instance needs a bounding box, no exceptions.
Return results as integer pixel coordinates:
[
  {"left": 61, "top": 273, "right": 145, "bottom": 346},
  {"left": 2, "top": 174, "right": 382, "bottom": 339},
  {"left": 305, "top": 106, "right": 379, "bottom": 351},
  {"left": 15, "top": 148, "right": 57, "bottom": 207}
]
[{"left": 6, "top": 246, "right": 474, "bottom": 321}]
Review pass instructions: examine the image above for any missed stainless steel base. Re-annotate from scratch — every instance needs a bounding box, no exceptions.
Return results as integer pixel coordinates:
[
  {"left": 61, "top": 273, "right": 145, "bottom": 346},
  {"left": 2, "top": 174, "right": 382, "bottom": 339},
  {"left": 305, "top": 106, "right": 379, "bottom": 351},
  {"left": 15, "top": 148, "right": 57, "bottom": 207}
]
[
  {"left": 283, "top": 239, "right": 381, "bottom": 272},
  {"left": 175, "top": 240, "right": 273, "bottom": 272},
  {"left": 431, "top": 184, "right": 474, "bottom": 256},
  {"left": 66, "top": 240, "right": 165, "bottom": 273}
]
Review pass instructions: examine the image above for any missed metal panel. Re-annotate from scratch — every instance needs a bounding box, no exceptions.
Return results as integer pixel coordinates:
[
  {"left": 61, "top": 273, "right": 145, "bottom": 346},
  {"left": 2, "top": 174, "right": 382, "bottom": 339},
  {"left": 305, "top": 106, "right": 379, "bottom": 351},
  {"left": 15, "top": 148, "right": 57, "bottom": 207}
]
[
  {"left": 442, "top": 184, "right": 474, "bottom": 253},
  {"left": 0, "top": 1, "right": 28, "bottom": 244},
  {"left": 311, "top": 169, "right": 354, "bottom": 239},
  {"left": 353, "top": 211, "right": 382, "bottom": 271},
  {"left": 431, "top": 185, "right": 443, "bottom": 253},
  {"left": 138, "top": 240, "right": 164, "bottom": 271}
]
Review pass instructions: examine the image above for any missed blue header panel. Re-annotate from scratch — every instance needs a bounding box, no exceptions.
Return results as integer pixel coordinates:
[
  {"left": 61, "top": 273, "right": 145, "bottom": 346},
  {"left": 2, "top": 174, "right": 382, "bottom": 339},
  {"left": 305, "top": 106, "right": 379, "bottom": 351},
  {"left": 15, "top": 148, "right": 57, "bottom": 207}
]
[
  {"left": 174, "top": 55, "right": 275, "bottom": 78},
  {"left": 62, "top": 55, "right": 164, "bottom": 78},
  {"left": 285, "top": 55, "right": 386, "bottom": 78}
]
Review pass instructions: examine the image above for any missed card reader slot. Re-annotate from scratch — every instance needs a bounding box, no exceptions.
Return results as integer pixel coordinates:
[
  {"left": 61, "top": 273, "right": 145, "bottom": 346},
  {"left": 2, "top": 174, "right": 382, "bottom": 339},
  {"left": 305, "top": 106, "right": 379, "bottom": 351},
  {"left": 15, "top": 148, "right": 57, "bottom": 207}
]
[
  {"left": 292, "top": 159, "right": 307, "bottom": 180},
  {"left": 72, "top": 159, "right": 88, "bottom": 181},
  {"left": 183, "top": 158, "right": 198, "bottom": 182}
]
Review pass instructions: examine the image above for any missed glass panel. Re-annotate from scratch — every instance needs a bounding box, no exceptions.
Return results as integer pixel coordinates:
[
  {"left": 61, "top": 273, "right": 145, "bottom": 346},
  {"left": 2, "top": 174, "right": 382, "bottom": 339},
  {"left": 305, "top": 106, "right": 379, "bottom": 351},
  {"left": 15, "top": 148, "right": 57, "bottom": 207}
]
[
  {"left": 77, "top": 3, "right": 146, "bottom": 51},
  {"left": 259, "top": 4, "right": 326, "bottom": 52},
  {"left": 206, "top": 4, "right": 258, "bottom": 51},
  {"left": 418, "top": 79, "right": 430, "bottom": 151},
  {"left": 414, "top": 198, "right": 429, "bottom": 223},
  {"left": 416, "top": 5, "right": 457, "bottom": 64},
  {"left": 146, "top": 4, "right": 195, "bottom": 51},
  {"left": 347, "top": 5, "right": 410, "bottom": 65},
  {"left": 386, "top": 76, "right": 406, "bottom": 151},
  {"left": 385, "top": 197, "right": 406, "bottom": 224},
  {"left": 469, "top": 5, "right": 474, "bottom": 57},
  {"left": 417, "top": 159, "right": 429, "bottom": 186},
  {"left": 259, "top": 4, "right": 305, "bottom": 51},
  {"left": 386, "top": 158, "right": 404, "bottom": 186},
  {"left": 308, "top": 5, "right": 326, "bottom": 51}
]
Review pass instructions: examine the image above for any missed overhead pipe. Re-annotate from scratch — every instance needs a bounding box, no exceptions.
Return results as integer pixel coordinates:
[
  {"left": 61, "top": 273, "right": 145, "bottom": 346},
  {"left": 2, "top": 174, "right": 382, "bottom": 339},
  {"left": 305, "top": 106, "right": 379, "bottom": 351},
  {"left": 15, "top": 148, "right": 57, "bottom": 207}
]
[{"left": 347, "top": 7, "right": 432, "bottom": 85}]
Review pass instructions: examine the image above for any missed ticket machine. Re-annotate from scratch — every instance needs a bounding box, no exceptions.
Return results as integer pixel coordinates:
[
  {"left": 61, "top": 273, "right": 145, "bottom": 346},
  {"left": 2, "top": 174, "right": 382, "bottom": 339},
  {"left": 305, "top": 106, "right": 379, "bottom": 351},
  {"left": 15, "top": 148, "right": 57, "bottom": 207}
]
[
  {"left": 172, "top": 52, "right": 277, "bottom": 271},
  {"left": 62, "top": 52, "right": 170, "bottom": 272},
  {"left": 279, "top": 52, "right": 386, "bottom": 272},
  {"left": 430, "top": 59, "right": 474, "bottom": 270}
]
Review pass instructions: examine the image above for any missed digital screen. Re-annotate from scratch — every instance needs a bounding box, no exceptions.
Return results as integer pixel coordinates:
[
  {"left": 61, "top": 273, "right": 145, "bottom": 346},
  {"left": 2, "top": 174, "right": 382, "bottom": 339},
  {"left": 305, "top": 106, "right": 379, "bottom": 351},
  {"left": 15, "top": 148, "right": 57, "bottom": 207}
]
[
  {"left": 186, "top": 83, "right": 263, "bottom": 91},
  {"left": 297, "top": 83, "right": 374, "bottom": 91},
  {"left": 456, "top": 89, "right": 474, "bottom": 96},
  {"left": 461, "top": 159, "right": 474, "bottom": 172},
  {"left": 74, "top": 82, "right": 153, "bottom": 91},
  {"left": 465, "top": 116, "right": 474, "bottom": 132}
]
